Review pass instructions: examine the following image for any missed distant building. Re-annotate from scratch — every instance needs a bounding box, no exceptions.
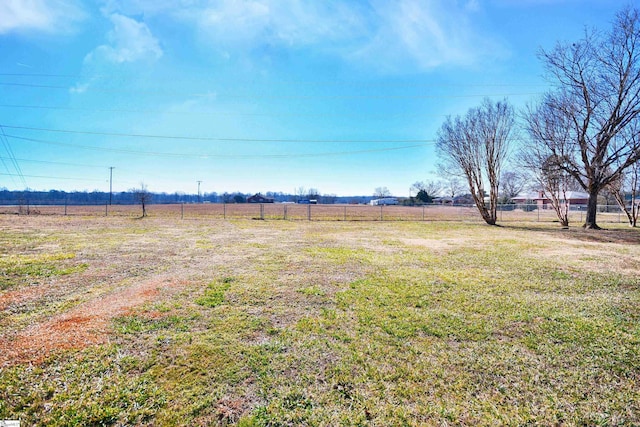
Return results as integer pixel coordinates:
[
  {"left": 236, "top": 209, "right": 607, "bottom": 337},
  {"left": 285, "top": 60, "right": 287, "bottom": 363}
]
[
  {"left": 432, "top": 197, "right": 454, "bottom": 205},
  {"left": 247, "top": 193, "right": 275, "bottom": 203},
  {"left": 370, "top": 197, "right": 398, "bottom": 206},
  {"left": 452, "top": 194, "right": 475, "bottom": 205},
  {"left": 512, "top": 190, "right": 589, "bottom": 208}
]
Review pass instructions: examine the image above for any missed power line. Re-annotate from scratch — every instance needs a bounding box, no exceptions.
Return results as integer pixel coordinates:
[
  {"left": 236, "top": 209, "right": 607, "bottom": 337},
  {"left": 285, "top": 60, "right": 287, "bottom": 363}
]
[
  {"left": 2, "top": 134, "right": 431, "bottom": 159},
  {"left": 0, "top": 153, "right": 17, "bottom": 187},
  {"left": 0, "top": 155, "right": 180, "bottom": 182},
  {"left": 0, "top": 103, "right": 449, "bottom": 119},
  {"left": 1, "top": 124, "right": 434, "bottom": 143},
  {"left": 0, "top": 155, "right": 106, "bottom": 169},
  {"left": 0, "top": 172, "right": 103, "bottom": 181},
  {"left": 0, "top": 81, "right": 542, "bottom": 100},
  {"left": 0, "top": 72, "right": 548, "bottom": 88},
  {"left": 0, "top": 73, "right": 85, "bottom": 78},
  {"left": 0, "top": 125, "right": 27, "bottom": 188}
]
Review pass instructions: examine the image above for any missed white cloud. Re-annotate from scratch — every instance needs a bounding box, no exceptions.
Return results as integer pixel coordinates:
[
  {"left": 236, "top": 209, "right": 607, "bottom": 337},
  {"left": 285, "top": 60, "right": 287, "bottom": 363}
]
[
  {"left": 69, "top": 82, "right": 90, "bottom": 94},
  {"left": 90, "top": 14, "right": 163, "bottom": 64},
  {"left": 0, "top": 0, "right": 85, "bottom": 34},
  {"left": 97, "top": 0, "right": 505, "bottom": 73},
  {"left": 351, "top": 0, "right": 505, "bottom": 72},
  {"left": 71, "top": 14, "right": 162, "bottom": 94},
  {"left": 193, "top": 0, "right": 369, "bottom": 50}
]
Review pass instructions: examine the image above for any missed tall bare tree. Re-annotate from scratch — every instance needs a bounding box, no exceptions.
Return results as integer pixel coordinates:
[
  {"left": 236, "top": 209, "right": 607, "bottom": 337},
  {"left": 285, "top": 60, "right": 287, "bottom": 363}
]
[
  {"left": 132, "top": 183, "right": 152, "bottom": 218},
  {"left": 436, "top": 98, "right": 515, "bottom": 225},
  {"left": 526, "top": 7, "right": 640, "bottom": 229},
  {"left": 521, "top": 101, "right": 579, "bottom": 226}
]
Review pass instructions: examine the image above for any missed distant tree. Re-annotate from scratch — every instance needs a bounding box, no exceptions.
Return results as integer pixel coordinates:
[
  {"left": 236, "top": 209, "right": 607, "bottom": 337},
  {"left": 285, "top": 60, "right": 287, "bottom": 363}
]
[
  {"left": 321, "top": 193, "right": 337, "bottom": 204},
  {"left": 205, "top": 192, "right": 218, "bottom": 203},
  {"left": 525, "top": 7, "right": 640, "bottom": 229},
  {"left": 411, "top": 180, "right": 442, "bottom": 199},
  {"left": 373, "top": 186, "right": 392, "bottom": 198},
  {"left": 608, "top": 159, "right": 640, "bottom": 227},
  {"left": 233, "top": 194, "right": 245, "bottom": 204},
  {"left": 415, "top": 189, "right": 432, "bottom": 203},
  {"left": 294, "top": 186, "right": 307, "bottom": 202},
  {"left": 131, "top": 183, "right": 152, "bottom": 217},
  {"left": 499, "top": 171, "right": 527, "bottom": 203},
  {"left": 443, "top": 177, "right": 465, "bottom": 199},
  {"left": 436, "top": 98, "right": 515, "bottom": 225},
  {"left": 307, "top": 188, "right": 320, "bottom": 200}
]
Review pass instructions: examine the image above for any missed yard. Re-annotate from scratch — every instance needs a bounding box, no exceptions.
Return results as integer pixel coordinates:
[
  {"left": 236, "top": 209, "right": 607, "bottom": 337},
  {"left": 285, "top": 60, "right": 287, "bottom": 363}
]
[{"left": 1, "top": 215, "right": 639, "bottom": 425}]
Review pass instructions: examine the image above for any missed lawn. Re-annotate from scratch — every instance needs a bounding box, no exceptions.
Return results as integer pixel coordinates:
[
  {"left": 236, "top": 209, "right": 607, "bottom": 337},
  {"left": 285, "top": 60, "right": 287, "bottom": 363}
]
[{"left": 1, "top": 215, "right": 639, "bottom": 426}]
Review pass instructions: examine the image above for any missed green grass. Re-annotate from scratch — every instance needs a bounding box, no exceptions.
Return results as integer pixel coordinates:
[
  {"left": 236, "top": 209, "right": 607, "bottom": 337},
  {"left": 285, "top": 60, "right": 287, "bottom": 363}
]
[
  {"left": 1, "top": 217, "right": 639, "bottom": 425},
  {"left": 195, "top": 277, "right": 235, "bottom": 307},
  {"left": 0, "top": 253, "right": 88, "bottom": 290},
  {"left": 0, "top": 345, "right": 165, "bottom": 426}
]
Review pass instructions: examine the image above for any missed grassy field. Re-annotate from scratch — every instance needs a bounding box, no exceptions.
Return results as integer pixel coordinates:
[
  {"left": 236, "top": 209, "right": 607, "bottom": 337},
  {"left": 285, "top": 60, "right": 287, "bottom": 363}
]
[{"left": 1, "top": 215, "right": 639, "bottom": 426}]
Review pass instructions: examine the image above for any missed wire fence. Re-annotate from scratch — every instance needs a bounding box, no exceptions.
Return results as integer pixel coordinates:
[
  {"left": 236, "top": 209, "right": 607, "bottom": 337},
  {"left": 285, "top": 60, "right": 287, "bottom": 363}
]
[{"left": 0, "top": 201, "right": 634, "bottom": 224}]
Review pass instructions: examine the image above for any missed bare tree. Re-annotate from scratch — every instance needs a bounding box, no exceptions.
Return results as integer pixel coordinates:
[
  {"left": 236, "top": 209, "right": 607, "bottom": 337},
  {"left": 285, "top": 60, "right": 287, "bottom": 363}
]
[
  {"left": 436, "top": 98, "right": 515, "bottom": 225},
  {"left": 307, "top": 188, "right": 320, "bottom": 199},
  {"left": 526, "top": 7, "right": 640, "bottom": 229},
  {"left": 443, "top": 177, "right": 465, "bottom": 199},
  {"left": 608, "top": 158, "right": 640, "bottom": 227},
  {"left": 411, "top": 180, "right": 443, "bottom": 198},
  {"left": 519, "top": 147, "right": 575, "bottom": 226},
  {"left": 520, "top": 103, "right": 578, "bottom": 227},
  {"left": 499, "top": 171, "right": 527, "bottom": 202},
  {"left": 295, "top": 186, "right": 307, "bottom": 202},
  {"left": 131, "top": 183, "right": 152, "bottom": 217},
  {"left": 373, "top": 187, "right": 391, "bottom": 198}
]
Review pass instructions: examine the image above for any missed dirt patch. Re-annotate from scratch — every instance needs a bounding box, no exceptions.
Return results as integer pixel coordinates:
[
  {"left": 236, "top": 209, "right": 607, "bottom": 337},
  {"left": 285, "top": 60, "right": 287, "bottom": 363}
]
[
  {"left": 0, "top": 275, "right": 180, "bottom": 367},
  {"left": 0, "top": 286, "right": 48, "bottom": 311}
]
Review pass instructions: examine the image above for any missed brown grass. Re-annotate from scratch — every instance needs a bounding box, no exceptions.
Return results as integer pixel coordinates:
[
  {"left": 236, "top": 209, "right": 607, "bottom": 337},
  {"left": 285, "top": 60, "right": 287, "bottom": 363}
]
[
  {"left": 0, "top": 273, "right": 188, "bottom": 366},
  {"left": 1, "top": 214, "right": 639, "bottom": 425},
  {"left": 2, "top": 202, "right": 630, "bottom": 224}
]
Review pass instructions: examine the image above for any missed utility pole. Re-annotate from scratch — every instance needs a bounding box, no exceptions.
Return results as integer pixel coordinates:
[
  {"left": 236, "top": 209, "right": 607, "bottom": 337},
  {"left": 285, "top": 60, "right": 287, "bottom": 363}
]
[
  {"left": 197, "top": 180, "right": 202, "bottom": 203},
  {"left": 109, "top": 167, "right": 115, "bottom": 205}
]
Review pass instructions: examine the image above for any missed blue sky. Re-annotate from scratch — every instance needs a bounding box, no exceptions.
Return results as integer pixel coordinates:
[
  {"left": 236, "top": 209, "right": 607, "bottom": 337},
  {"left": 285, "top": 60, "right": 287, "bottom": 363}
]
[{"left": 0, "top": 0, "right": 620, "bottom": 197}]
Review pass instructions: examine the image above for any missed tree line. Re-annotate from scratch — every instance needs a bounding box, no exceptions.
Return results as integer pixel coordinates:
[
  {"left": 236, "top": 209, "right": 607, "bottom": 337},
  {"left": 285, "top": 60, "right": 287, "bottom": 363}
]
[
  {"left": 0, "top": 188, "right": 371, "bottom": 206},
  {"left": 436, "top": 6, "right": 640, "bottom": 229}
]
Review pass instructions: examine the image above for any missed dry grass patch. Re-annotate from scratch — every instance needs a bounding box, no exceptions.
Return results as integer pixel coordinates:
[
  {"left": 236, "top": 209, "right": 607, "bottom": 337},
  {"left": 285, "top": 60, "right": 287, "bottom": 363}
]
[{"left": 0, "top": 216, "right": 639, "bottom": 425}]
